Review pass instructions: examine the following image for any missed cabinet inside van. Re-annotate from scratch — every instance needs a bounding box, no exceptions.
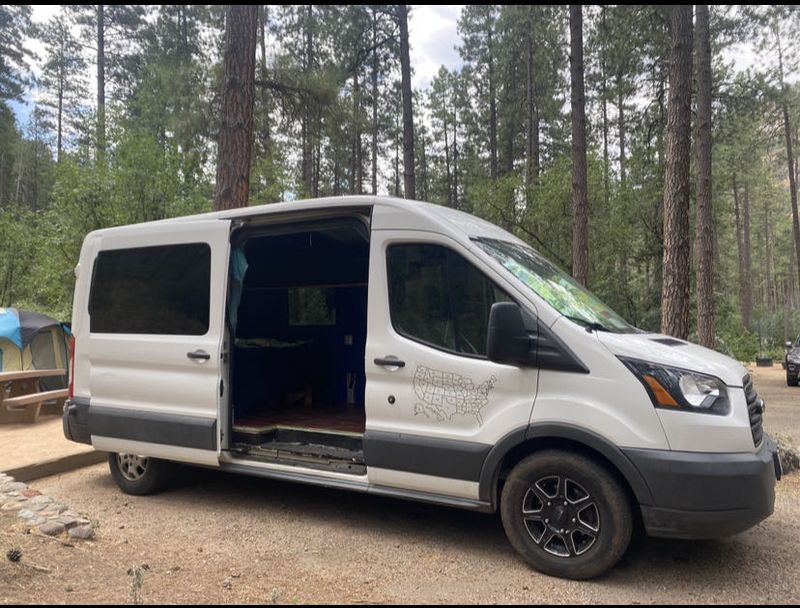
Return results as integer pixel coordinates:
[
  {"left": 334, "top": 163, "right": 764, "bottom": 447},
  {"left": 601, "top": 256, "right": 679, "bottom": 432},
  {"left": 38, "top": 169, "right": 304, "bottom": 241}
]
[{"left": 227, "top": 217, "right": 369, "bottom": 473}]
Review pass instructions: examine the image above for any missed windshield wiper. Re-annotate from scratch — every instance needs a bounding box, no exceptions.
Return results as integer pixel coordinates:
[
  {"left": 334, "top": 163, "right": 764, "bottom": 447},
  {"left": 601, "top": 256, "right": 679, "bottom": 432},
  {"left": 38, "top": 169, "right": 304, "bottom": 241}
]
[{"left": 565, "top": 315, "right": 610, "bottom": 333}]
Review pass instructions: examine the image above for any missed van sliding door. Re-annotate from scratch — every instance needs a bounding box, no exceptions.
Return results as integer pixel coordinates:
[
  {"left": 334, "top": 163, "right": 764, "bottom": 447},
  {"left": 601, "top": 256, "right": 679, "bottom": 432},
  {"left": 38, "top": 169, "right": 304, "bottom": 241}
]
[{"left": 86, "top": 220, "right": 231, "bottom": 466}]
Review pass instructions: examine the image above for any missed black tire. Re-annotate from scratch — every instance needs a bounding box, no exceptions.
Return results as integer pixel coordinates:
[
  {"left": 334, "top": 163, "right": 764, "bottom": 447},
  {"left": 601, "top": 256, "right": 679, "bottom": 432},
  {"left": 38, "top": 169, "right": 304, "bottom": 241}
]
[
  {"left": 500, "top": 450, "right": 632, "bottom": 580},
  {"left": 107, "top": 452, "right": 176, "bottom": 495},
  {"left": 788, "top": 373, "right": 798, "bottom": 387}
]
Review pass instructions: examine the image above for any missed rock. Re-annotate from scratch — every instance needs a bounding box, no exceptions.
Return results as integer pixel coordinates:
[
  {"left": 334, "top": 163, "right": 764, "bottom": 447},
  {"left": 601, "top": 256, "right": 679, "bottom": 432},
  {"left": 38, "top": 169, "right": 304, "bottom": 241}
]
[
  {"left": 18, "top": 509, "right": 36, "bottom": 519},
  {"left": 29, "top": 495, "right": 53, "bottom": 506},
  {"left": 775, "top": 433, "right": 800, "bottom": 475},
  {"left": 28, "top": 516, "right": 47, "bottom": 527},
  {"left": 20, "top": 501, "right": 47, "bottom": 512},
  {"left": 1, "top": 502, "right": 23, "bottom": 512},
  {"left": 56, "top": 517, "right": 79, "bottom": 530},
  {"left": 68, "top": 525, "right": 95, "bottom": 540},
  {"left": 39, "top": 521, "right": 66, "bottom": 536},
  {"left": 0, "top": 482, "right": 26, "bottom": 492},
  {"left": 21, "top": 489, "right": 41, "bottom": 498}
]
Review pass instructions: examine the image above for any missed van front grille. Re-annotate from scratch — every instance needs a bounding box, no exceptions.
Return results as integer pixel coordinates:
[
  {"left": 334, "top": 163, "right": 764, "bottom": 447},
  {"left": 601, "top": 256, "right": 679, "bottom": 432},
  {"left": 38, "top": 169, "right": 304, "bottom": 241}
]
[{"left": 743, "top": 374, "right": 763, "bottom": 447}]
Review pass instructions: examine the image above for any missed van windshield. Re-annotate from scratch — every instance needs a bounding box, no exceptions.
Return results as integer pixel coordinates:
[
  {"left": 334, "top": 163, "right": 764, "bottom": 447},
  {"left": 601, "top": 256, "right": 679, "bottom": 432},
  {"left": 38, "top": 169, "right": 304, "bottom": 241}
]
[{"left": 475, "top": 238, "right": 637, "bottom": 334}]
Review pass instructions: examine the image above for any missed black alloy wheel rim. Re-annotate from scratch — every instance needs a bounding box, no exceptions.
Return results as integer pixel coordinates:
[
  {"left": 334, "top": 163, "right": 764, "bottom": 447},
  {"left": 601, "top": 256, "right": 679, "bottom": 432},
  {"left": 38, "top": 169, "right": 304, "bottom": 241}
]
[{"left": 521, "top": 475, "right": 601, "bottom": 558}]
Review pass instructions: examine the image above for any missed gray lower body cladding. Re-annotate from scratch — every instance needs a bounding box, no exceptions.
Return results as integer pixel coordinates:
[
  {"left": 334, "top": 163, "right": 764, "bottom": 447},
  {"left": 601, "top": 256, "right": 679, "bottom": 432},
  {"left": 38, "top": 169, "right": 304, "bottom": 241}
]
[
  {"left": 624, "top": 435, "right": 779, "bottom": 539},
  {"left": 64, "top": 400, "right": 779, "bottom": 536}
]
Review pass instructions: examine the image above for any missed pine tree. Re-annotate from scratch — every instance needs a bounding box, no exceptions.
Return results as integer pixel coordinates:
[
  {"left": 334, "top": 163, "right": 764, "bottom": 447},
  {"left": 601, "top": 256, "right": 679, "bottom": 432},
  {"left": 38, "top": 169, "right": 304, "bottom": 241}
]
[
  {"left": 0, "top": 5, "right": 32, "bottom": 101},
  {"left": 695, "top": 5, "right": 714, "bottom": 347},
  {"left": 570, "top": 5, "right": 589, "bottom": 286},
  {"left": 661, "top": 5, "right": 694, "bottom": 339},
  {"left": 214, "top": 6, "right": 258, "bottom": 211},
  {"left": 37, "top": 10, "right": 88, "bottom": 162}
]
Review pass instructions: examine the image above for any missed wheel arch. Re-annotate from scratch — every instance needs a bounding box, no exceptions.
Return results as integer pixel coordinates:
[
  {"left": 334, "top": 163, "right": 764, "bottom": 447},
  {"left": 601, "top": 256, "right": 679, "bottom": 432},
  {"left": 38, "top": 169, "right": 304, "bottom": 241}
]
[{"left": 479, "top": 423, "right": 654, "bottom": 511}]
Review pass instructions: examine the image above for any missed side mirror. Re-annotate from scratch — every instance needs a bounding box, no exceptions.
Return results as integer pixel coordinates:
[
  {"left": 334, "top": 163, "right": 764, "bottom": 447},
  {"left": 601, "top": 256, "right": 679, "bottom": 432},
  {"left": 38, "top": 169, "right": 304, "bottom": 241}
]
[
  {"left": 787, "top": 341, "right": 793, "bottom": 350},
  {"left": 487, "top": 302, "right": 534, "bottom": 365}
]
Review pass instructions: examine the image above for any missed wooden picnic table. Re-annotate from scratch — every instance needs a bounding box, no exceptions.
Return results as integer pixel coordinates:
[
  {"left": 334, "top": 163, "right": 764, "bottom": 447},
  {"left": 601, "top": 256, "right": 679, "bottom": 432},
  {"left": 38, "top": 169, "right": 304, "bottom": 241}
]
[{"left": 0, "top": 368, "right": 68, "bottom": 424}]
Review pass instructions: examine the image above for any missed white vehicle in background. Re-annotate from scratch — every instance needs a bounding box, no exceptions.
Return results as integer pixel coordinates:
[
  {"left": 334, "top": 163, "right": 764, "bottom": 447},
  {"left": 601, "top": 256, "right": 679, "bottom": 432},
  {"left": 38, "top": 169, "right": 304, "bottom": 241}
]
[{"left": 64, "top": 196, "right": 780, "bottom": 579}]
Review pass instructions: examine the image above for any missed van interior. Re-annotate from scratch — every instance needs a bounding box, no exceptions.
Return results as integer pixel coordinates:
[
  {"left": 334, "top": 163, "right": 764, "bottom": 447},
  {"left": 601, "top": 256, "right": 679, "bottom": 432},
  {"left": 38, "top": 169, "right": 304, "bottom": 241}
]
[{"left": 228, "top": 216, "right": 369, "bottom": 474}]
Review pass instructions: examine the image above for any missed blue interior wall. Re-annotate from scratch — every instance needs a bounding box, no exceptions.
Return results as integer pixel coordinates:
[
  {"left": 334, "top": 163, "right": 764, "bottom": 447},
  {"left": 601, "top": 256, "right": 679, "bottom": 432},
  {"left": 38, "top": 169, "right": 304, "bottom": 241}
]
[{"left": 232, "top": 224, "right": 369, "bottom": 418}]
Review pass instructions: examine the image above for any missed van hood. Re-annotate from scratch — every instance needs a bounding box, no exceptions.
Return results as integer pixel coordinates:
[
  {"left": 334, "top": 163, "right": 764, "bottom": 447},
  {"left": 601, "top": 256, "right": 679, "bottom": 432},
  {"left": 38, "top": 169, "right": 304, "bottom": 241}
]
[{"left": 596, "top": 331, "right": 748, "bottom": 387}]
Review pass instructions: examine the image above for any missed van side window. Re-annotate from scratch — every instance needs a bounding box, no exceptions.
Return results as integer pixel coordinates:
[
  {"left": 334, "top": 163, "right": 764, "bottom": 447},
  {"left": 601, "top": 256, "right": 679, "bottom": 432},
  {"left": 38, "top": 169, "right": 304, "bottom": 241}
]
[
  {"left": 89, "top": 243, "right": 211, "bottom": 335},
  {"left": 387, "top": 243, "right": 511, "bottom": 356}
]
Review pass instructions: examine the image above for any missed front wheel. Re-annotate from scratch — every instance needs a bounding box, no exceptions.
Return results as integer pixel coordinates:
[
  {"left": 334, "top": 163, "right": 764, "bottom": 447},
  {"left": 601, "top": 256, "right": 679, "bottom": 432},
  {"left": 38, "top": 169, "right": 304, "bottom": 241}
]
[
  {"left": 788, "top": 372, "right": 798, "bottom": 387},
  {"left": 500, "top": 450, "right": 632, "bottom": 580},
  {"left": 108, "top": 452, "right": 176, "bottom": 495}
]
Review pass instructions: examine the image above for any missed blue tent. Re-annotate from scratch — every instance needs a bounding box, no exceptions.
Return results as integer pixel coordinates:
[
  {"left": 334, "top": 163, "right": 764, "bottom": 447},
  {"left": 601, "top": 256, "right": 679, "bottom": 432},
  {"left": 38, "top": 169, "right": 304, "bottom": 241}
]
[{"left": 0, "top": 308, "right": 71, "bottom": 387}]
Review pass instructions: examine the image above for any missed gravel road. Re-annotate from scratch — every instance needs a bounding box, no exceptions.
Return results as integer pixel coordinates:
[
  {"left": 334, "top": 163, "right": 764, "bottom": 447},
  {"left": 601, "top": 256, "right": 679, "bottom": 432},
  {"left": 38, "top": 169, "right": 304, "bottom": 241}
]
[{"left": 2, "top": 365, "right": 799, "bottom": 604}]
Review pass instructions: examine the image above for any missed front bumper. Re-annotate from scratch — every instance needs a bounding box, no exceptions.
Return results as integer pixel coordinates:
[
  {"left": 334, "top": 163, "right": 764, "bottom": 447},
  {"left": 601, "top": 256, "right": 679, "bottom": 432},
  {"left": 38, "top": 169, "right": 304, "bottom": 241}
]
[{"left": 623, "top": 435, "right": 780, "bottom": 539}]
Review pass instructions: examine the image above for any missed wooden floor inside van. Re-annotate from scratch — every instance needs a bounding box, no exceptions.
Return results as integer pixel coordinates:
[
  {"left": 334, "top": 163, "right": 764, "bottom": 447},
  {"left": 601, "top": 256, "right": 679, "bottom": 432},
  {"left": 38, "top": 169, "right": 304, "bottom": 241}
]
[{"left": 233, "top": 404, "right": 366, "bottom": 435}]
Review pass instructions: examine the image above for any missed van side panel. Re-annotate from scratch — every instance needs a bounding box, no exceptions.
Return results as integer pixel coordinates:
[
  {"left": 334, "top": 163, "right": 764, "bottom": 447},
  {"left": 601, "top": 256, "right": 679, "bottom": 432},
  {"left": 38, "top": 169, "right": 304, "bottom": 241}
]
[{"left": 70, "top": 220, "right": 231, "bottom": 466}]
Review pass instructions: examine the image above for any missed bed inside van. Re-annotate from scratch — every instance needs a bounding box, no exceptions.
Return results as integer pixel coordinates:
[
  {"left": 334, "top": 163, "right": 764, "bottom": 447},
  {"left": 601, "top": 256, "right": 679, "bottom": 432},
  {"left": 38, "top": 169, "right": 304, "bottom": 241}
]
[{"left": 227, "top": 216, "right": 369, "bottom": 473}]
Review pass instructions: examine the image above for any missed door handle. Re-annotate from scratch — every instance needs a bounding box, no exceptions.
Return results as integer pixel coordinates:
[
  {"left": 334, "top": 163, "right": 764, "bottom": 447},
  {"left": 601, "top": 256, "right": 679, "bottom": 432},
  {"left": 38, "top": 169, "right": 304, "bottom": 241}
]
[
  {"left": 374, "top": 357, "right": 405, "bottom": 368},
  {"left": 187, "top": 350, "right": 211, "bottom": 361}
]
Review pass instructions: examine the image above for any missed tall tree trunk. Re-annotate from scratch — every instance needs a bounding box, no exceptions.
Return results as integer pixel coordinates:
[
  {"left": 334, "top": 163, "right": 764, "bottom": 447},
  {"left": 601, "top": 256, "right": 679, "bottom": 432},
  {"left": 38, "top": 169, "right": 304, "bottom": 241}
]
[
  {"left": 570, "top": 5, "right": 589, "bottom": 286},
  {"left": 394, "top": 134, "right": 400, "bottom": 197},
  {"left": 452, "top": 107, "right": 459, "bottom": 210},
  {"left": 660, "top": 5, "right": 693, "bottom": 339},
  {"left": 213, "top": 5, "right": 258, "bottom": 211},
  {"left": 333, "top": 159, "right": 340, "bottom": 196},
  {"left": 443, "top": 112, "right": 453, "bottom": 208},
  {"left": 371, "top": 9, "right": 379, "bottom": 195},
  {"left": 733, "top": 175, "right": 749, "bottom": 330},
  {"left": 257, "top": 5, "right": 271, "bottom": 156},
  {"left": 398, "top": 4, "right": 416, "bottom": 199},
  {"left": 313, "top": 130, "right": 320, "bottom": 197},
  {"left": 301, "top": 5, "right": 314, "bottom": 195},
  {"left": 420, "top": 128, "right": 429, "bottom": 201},
  {"left": 96, "top": 4, "right": 105, "bottom": 159},
  {"left": 525, "top": 24, "right": 539, "bottom": 193},
  {"left": 743, "top": 180, "right": 753, "bottom": 329},
  {"left": 351, "top": 74, "right": 363, "bottom": 195},
  {"left": 488, "top": 26, "right": 498, "bottom": 181},
  {"left": 57, "top": 59, "right": 64, "bottom": 163},
  {"left": 617, "top": 78, "right": 626, "bottom": 187},
  {"left": 765, "top": 199, "right": 774, "bottom": 310},
  {"left": 600, "top": 6, "right": 609, "bottom": 206},
  {"left": 695, "top": 5, "right": 714, "bottom": 347},
  {"left": 777, "top": 31, "right": 800, "bottom": 291}
]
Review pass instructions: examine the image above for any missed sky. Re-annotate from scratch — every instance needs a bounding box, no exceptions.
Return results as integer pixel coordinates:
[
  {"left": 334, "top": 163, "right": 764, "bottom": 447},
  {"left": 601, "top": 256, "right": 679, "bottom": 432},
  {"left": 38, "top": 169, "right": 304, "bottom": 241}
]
[
  {"left": 9, "top": 4, "right": 467, "bottom": 126},
  {"left": 10, "top": 5, "right": 778, "bottom": 130}
]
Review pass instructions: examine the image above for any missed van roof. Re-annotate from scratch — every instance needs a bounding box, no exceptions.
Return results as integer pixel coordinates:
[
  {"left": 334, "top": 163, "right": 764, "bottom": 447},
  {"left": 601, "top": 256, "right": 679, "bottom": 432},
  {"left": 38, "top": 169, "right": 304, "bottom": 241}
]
[{"left": 86, "top": 195, "right": 525, "bottom": 246}]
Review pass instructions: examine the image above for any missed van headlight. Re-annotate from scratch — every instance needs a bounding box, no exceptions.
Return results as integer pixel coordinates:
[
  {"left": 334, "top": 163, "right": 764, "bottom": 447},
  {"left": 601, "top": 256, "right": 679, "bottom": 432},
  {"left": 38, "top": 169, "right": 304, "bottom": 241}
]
[
  {"left": 619, "top": 357, "right": 730, "bottom": 416},
  {"left": 788, "top": 352, "right": 800, "bottom": 364}
]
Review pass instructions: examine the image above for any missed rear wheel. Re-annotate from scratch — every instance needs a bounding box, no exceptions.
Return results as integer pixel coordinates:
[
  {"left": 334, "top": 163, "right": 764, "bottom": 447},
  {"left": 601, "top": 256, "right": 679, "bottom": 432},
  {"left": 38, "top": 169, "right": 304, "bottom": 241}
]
[
  {"left": 108, "top": 452, "right": 176, "bottom": 495},
  {"left": 500, "top": 450, "right": 632, "bottom": 580}
]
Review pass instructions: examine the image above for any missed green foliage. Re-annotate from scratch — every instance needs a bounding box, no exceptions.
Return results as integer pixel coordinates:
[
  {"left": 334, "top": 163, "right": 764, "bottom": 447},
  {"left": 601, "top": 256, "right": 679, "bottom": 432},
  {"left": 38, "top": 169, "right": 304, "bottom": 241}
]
[
  {"left": 0, "top": 5, "right": 33, "bottom": 101},
  {"left": 1, "top": 2, "right": 800, "bottom": 356}
]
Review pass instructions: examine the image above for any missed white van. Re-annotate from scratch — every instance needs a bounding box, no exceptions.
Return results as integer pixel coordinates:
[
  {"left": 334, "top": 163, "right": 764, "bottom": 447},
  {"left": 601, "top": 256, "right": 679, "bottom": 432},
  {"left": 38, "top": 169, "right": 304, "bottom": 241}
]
[{"left": 63, "top": 196, "right": 780, "bottom": 579}]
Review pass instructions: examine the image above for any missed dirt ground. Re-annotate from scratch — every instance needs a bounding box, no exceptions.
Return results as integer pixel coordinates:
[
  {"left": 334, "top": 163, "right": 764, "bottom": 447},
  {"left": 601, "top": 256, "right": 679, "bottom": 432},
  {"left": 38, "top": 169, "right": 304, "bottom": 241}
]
[
  {"left": 1, "top": 365, "right": 798, "bottom": 604},
  {"left": 0, "top": 416, "right": 94, "bottom": 471}
]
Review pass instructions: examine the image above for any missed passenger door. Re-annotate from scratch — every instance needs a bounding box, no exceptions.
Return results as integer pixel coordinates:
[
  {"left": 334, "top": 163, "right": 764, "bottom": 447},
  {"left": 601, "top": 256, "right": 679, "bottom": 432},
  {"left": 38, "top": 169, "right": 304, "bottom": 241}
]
[
  {"left": 364, "top": 230, "right": 539, "bottom": 500},
  {"left": 85, "top": 220, "right": 231, "bottom": 466}
]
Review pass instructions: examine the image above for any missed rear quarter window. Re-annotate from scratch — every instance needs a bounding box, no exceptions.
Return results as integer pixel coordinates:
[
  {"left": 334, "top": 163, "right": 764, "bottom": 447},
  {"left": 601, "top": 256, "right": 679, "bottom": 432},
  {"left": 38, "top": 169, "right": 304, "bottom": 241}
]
[{"left": 88, "top": 243, "right": 211, "bottom": 335}]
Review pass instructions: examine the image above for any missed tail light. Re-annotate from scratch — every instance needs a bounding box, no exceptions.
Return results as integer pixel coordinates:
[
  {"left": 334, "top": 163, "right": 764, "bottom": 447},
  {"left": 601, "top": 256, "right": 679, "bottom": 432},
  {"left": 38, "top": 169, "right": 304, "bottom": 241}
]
[{"left": 68, "top": 336, "right": 76, "bottom": 401}]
